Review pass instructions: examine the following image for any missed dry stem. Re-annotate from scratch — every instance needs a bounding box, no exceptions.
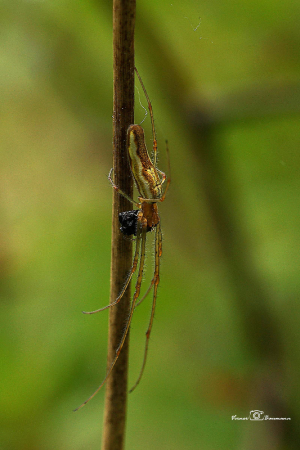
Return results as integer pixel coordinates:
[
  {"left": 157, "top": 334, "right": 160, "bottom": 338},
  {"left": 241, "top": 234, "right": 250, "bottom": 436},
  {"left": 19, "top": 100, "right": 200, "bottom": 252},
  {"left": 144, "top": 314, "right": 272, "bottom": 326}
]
[{"left": 101, "top": 1, "right": 136, "bottom": 449}]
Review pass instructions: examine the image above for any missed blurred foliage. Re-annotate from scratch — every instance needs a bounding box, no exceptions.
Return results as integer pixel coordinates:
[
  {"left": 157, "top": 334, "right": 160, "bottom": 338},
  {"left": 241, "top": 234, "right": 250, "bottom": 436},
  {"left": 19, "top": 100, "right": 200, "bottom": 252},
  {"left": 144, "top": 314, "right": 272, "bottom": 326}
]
[{"left": 0, "top": 0, "right": 300, "bottom": 449}]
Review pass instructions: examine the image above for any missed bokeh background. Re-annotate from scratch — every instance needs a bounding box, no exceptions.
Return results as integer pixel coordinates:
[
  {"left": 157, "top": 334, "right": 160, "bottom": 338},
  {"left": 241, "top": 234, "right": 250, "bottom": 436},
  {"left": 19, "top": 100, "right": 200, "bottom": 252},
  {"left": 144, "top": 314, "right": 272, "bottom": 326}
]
[{"left": 1, "top": 0, "right": 300, "bottom": 449}]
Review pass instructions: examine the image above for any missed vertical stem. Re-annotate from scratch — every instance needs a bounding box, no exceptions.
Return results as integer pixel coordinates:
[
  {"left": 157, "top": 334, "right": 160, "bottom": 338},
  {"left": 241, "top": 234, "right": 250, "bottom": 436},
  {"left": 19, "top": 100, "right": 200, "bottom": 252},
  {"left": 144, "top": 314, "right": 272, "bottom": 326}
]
[{"left": 102, "top": 1, "right": 136, "bottom": 449}]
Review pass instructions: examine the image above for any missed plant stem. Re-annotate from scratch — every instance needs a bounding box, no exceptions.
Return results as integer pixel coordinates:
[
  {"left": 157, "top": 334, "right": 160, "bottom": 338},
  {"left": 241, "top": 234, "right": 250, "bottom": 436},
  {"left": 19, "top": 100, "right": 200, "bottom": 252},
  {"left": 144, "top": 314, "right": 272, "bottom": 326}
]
[{"left": 101, "top": 1, "right": 136, "bottom": 449}]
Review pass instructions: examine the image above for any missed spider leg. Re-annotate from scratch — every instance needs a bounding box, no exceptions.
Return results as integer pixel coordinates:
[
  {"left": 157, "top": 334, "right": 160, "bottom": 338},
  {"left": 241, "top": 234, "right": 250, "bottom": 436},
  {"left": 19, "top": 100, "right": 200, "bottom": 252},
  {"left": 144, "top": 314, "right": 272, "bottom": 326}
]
[
  {"left": 108, "top": 168, "right": 140, "bottom": 208},
  {"left": 134, "top": 67, "right": 158, "bottom": 167},
  {"left": 74, "top": 218, "right": 148, "bottom": 411},
  {"left": 135, "top": 279, "right": 154, "bottom": 308},
  {"left": 135, "top": 224, "right": 162, "bottom": 308},
  {"left": 157, "top": 168, "right": 166, "bottom": 185},
  {"left": 158, "top": 140, "right": 171, "bottom": 202},
  {"left": 138, "top": 141, "right": 171, "bottom": 204},
  {"left": 83, "top": 213, "right": 143, "bottom": 314},
  {"left": 130, "top": 222, "right": 162, "bottom": 393}
]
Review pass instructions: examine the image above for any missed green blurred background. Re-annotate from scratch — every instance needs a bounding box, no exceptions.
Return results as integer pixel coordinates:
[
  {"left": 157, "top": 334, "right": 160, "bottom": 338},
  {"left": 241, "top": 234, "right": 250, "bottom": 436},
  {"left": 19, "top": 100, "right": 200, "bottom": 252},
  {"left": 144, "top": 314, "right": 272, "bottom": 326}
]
[{"left": 1, "top": 0, "right": 300, "bottom": 449}]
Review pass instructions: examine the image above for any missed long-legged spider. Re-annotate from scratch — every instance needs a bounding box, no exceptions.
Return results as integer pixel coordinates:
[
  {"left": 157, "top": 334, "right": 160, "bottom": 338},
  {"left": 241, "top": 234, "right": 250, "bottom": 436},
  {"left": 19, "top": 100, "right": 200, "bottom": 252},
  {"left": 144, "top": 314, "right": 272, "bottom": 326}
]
[{"left": 75, "top": 67, "right": 170, "bottom": 411}]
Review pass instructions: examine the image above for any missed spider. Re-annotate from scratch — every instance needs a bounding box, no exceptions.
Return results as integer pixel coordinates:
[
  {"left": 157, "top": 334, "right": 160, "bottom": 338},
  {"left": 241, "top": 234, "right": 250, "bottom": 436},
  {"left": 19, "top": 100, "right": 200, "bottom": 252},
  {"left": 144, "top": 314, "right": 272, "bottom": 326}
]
[{"left": 75, "top": 67, "right": 170, "bottom": 411}]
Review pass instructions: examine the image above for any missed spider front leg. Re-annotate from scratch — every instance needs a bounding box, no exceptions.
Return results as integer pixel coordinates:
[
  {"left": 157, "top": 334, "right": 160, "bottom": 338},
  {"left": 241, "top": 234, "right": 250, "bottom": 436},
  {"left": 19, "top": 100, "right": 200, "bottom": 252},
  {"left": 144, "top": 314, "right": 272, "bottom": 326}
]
[
  {"left": 108, "top": 168, "right": 140, "bottom": 208},
  {"left": 130, "top": 221, "right": 162, "bottom": 393},
  {"left": 74, "top": 215, "right": 148, "bottom": 411},
  {"left": 134, "top": 67, "right": 158, "bottom": 167},
  {"left": 157, "top": 140, "right": 171, "bottom": 202},
  {"left": 137, "top": 139, "right": 171, "bottom": 205}
]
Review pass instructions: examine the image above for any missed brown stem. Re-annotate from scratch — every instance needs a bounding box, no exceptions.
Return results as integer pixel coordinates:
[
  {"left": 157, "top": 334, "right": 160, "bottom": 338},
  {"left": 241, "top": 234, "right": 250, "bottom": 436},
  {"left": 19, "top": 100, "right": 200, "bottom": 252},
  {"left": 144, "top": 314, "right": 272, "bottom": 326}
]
[{"left": 101, "top": 1, "right": 136, "bottom": 449}]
